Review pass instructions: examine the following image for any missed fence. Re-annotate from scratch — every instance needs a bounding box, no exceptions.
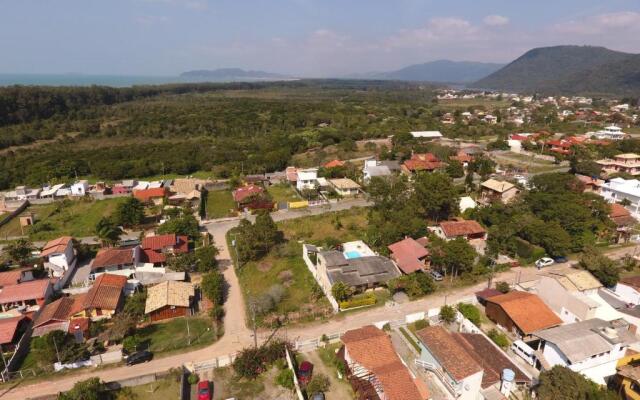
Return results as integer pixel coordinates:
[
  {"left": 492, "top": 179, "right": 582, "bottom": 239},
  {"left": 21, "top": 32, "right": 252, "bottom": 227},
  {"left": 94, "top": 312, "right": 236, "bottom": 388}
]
[{"left": 285, "top": 347, "right": 305, "bottom": 400}]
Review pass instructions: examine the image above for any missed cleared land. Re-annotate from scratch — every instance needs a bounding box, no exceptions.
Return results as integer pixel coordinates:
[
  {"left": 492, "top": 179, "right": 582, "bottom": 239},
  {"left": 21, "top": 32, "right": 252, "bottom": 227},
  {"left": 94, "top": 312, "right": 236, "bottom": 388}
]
[
  {"left": 136, "top": 316, "right": 218, "bottom": 354},
  {"left": 267, "top": 183, "right": 300, "bottom": 204},
  {"left": 206, "top": 190, "right": 236, "bottom": 219},
  {"left": 278, "top": 207, "right": 368, "bottom": 245}
]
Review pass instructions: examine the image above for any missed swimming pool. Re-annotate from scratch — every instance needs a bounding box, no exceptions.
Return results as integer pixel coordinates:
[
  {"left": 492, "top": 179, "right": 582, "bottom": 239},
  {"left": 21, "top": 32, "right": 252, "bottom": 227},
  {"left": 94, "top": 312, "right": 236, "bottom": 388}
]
[{"left": 344, "top": 250, "right": 362, "bottom": 259}]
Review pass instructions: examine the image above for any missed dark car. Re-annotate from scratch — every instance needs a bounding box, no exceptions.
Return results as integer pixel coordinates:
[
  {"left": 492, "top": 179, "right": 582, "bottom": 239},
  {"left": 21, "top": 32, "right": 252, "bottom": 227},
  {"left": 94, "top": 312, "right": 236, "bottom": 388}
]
[
  {"left": 297, "top": 361, "right": 313, "bottom": 385},
  {"left": 553, "top": 256, "right": 568, "bottom": 263},
  {"left": 125, "top": 350, "right": 153, "bottom": 366}
]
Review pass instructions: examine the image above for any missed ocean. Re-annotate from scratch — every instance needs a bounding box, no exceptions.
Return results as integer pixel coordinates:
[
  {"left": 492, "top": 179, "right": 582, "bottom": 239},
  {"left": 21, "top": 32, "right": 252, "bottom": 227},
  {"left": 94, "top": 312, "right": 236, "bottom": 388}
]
[{"left": 0, "top": 74, "right": 189, "bottom": 87}]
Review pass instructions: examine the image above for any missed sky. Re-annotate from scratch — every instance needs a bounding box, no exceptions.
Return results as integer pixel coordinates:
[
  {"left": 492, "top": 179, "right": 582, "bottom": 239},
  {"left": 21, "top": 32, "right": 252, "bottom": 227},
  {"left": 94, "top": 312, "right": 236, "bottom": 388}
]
[{"left": 1, "top": 0, "right": 640, "bottom": 77}]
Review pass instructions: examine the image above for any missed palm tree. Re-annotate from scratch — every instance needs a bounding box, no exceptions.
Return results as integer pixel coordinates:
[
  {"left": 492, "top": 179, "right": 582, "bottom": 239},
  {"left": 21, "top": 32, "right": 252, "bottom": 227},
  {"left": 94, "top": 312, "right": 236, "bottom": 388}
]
[{"left": 95, "top": 217, "right": 122, "bottom": 247}]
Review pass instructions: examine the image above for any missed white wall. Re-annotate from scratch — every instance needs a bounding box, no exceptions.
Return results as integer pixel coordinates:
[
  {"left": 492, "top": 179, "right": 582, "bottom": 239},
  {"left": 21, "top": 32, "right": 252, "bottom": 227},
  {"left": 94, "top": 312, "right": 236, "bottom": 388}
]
[
  {"left": 460, "top": 371, "right": 483, "bottom": 400},
  {"left": 541, "top": 341, "right": 626, "bottom": 385},
  {"left": 614, "top": 283, "right": 640, "bottom": 305}
]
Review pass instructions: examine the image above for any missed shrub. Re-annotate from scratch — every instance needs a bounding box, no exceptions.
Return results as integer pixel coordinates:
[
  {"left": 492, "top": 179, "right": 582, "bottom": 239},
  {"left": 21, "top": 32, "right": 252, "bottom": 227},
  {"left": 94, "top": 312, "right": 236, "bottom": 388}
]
[
  {"left": 495, "top": 281, "right": 510, "bottom": 293},
  {"left": 413, "top": 319, "right": 429, "bottom": 330},
  {"left": 456, "top": 303, "right": 481, "bottom": 325},
  {"left": 187, "top": 373, "right": 199, "bottom": 385},
  {"left": 275, "top": 369, "right": 294, "bottom": 390},
  {"left": 122, "top": 335, "right": 140, "bottom": 354},
  {"left": 487, "top": 329, "right": 509, "bottom": 349},
  {"left": 339, "top": 293, "right": 376, "bottom": 310},
  {"left": 233, "top": 339, "right": 289, "bottom": 379},
  {"left": 307, "top": 373, "right": 331, "bottom": 395},
  {"left": 382, "top": 323, "right": 391, "bottom": 332},
  {"left": 439, "top": 305, "right": 456, "bottom": 324}
]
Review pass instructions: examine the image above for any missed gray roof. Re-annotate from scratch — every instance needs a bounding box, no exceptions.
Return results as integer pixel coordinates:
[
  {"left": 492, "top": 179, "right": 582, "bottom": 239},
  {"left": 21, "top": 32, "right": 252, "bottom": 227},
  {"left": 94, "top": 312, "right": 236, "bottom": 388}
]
[
  {"left": 320, "top": 250, "right": 348, "bottom": 267},
  {"left": 534, "top": 318, "right": 637, "bottom": 363},
  {"left": 599, "top": 289, "right": 640, "bottom": 319},
  {"left": 326, "top": 256, "right": 400, "bottom": 287},
  {"left": 379, "top": 160, "right": 401, "bottom": 171},
  {"left": 367, "top": 165, "right": 392, "bottom": 177}
]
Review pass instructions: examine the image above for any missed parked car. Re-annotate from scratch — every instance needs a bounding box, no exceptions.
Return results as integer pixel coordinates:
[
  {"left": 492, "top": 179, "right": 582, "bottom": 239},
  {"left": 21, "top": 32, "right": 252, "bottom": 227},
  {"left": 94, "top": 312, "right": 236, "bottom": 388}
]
[
  {"left": 553, "top": 256, "right": 568, "bottom": 263},
  {"left": 311, "top": 393, "right": 325, "bottom": 400},
  {"left": 298, "top": 361, "right": 314, "bottom": 385},
  {"left": 125, "top": 350, "right": 153, "bottom": 366},
  {"left": 430, "top": 270, "right": 444, "bottom": 281},
  {"left": 198, "top": 380, "right": 212, "bottom": 400},
  {"left": 535, "top": 257, "right": 554, "bottom": 269}
]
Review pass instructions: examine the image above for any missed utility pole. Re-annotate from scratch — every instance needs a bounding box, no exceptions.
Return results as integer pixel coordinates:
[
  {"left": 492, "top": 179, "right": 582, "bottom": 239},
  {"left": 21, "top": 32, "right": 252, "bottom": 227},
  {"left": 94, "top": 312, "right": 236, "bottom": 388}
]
[
  {"left": 248, "top": 294, "right": 258, "bottom": 349},
  {"left": 186, "top": 317, "right": 191, "bottom": 346},
  {"left": 53, "top": 336, "right": 61, "bottom": 364}
]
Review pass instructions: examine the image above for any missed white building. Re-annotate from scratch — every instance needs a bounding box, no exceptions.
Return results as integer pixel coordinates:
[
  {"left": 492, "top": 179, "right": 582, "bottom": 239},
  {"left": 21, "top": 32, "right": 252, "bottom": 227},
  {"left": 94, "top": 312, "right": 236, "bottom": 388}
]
[
  {"left": 599, "top": 178, "right": 640, "bottom": 218},
  {"left": 295, "top": 168, "right": 318, "bottom": 191},
  {"left": 410, "top": 131, "right": 443, "bottom": 140},
  {"left": 532, "top": 318, "right": 637, "bottom": 384},
  {"left": 536, "top": 269, "right": 602, "bottom": 323},
  {"left": 40, "top": 236, "right": 76, "bottom": 278},
  {"left": 590, "top": 125, "right": 627, "bottom": 141},
  {"left": 70, "top": 180, "right": 89, "bottom": 196},
  {"left": 613, "top": 277, "right": 640, "bottom": 306}
]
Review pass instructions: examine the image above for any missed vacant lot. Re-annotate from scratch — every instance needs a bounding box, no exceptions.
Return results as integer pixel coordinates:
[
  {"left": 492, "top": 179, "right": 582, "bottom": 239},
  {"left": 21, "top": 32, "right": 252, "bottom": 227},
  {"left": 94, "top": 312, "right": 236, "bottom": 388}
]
[
  {"left": 279, "top": 207, "right": 368, "bottom": 245},
  {"left": 206, "top": 190, "right": 236, "bottom": 219},
  {"left": 0, "top": 198, "right": 126, "bottom": 240},
  {"left": 267, "top": 183, "right": 300, "bottom": 204},
  {"left": 135, "top": 316, "right": 218, "bottom": 354},
  {"left": 117, "top": 375, "right": 181, "bottom": 400}
]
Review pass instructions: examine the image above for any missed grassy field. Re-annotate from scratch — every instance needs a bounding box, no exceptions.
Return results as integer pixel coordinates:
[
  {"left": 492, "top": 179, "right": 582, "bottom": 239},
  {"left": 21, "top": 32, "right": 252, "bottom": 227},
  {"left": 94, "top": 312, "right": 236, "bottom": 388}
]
[
  {"left": 117, "top": 376, "right": 181, "bottom": 400},
  {"left": 490, "top": 151, "right": 568, "bottom": 173},
  {"left": 0, "top": 198, "right": 127, "bottom": 240},
  {"left": 206, "top": 190, "right": 236, "bottom": 219},
  {"left": 136, "top": 316, "right": 218, "bottom": 354},
  {"left": 278, "top": 207, "right": 368, "bottom": 245},
  {"left": 267, "top": 183, "right": 300, "bottom": 204}
]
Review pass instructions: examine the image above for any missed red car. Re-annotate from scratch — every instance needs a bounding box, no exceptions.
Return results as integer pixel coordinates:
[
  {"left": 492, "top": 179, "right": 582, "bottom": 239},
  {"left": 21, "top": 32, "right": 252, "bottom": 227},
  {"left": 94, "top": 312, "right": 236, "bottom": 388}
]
[
  {"left": 297, "top": 361, "right": 314, "bottom": 385},
  {"left": 197, "top": 380, "right": 212, "bottom": 400}
]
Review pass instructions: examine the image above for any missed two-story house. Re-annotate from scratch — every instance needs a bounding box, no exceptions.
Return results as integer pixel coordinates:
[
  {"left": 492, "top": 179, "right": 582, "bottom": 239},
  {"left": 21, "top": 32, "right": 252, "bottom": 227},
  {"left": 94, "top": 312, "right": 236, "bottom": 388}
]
[
  {"left": 40, "top": 236, "right": 77, "bottom": 278},
  {"left": 599, "top": 178, "right": 640, "bottom": 219},
  {"left": 536, "top": 269, "right": 603, "bottom": 323},
  {"left": 598, "top": 153, "right": 640, "bottom": 176}
]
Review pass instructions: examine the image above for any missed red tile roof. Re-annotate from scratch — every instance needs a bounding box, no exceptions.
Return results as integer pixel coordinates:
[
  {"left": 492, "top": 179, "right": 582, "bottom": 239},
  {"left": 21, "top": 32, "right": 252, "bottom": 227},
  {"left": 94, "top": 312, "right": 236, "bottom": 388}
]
[
  {"left": 0, "top": 270, "right": 23, "bottom": 288},
  {"left": 140, "top": 248, "right": 166, "bottom": 264},
  {"left": 232, "top": 185, "right": 264, "bottom": 203},
  {"left": 415, "top": 326, "right": 482, "bottom": 382},
  {"left": 439, "top": 220, "right": 486, "bottom": 238},
  {"left": 388, "top": 237, "right": 429, "bottom": 274},
  {"left": 141, "top": 234, "right": 188, "bottom": 253},
  {"left": 475, "top": 288, "right": 503, "bottom": 302},
  {"left": 324, "top": 159, "right": 345, "bottom": 168},
  {"left": 92, "top": 247, "right": 136, "bottom": 269},
  {"left": 40, "top": 236, "right": 73, "bottom": 257},
  {"left": 486, "top": 291, "right": 562, "bottom": 334},
  {"left": 82, "top": 274, "right": 127, "bottom": 311},
  {"left": 0, "top": 279, "right": 51, "bottom": 304},
  {"left": 133, "top": 187, "right": 167, "bottom": 202},
  {"left": 610, "top": 203, "right": 631, "bottom": 218},
  {"left": 342, "top": 326, "right": 424, "bottom": 400},
  {"left": 403, "top": 159, "right": 443, "bottom": 172},
  {"left": 0, "top": 316, "right": 25, "bottom": 345}
]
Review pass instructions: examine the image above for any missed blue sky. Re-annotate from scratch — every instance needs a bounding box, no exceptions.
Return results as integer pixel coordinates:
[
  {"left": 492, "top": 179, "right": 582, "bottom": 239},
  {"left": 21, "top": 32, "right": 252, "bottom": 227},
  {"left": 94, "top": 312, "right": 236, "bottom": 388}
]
[{"left": 1, "top": 0, "right": 640, "bottom": 76}]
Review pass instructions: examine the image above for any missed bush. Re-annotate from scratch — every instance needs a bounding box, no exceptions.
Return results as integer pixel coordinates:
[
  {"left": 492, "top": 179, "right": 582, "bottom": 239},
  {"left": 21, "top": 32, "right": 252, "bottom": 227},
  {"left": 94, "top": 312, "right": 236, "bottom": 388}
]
[
  {"left": 339, "top": 293, "right": 376, "bottom": 310},
  {"left": 275, "top": 369, "right": 294, "bottom": 389},
  {"left": 233, "top": 339, "right": 289, "bottom": 379},
  {"left": 439, "top": 305, "right": 457, "bottom": 324},
  {"left": 122, "top": 335, "right": 141, "bottom": 354},
  {"left": 487, "top": 328, "right": 509, "bottom": 349},
  {"left": 307, "top": 373, "right": 331, "bottom": 395},
  {"left": 457, "top": 303, "right": 481, "bottom": 325},
  {"left": 495, "top": 281, "right": 510, "bottom": 293},
  {"left": 413, "top": 319, "right": 429, "bottom": 330},
  {"left": 187, "top": 373, "right": 199, "bottom": 385}
]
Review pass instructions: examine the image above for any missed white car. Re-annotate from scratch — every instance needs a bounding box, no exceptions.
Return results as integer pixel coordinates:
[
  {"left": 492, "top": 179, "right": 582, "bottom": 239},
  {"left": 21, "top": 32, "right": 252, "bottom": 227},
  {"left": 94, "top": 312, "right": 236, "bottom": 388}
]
[{"left": 535, "top": 257, "right": 554, "bottom": 269}]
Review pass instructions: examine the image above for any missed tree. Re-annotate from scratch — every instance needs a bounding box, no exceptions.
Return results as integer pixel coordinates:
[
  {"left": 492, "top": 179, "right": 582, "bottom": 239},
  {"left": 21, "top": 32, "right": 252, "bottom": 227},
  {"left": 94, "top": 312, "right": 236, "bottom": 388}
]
[
  {"left": 495, "top": 281, "right": 510, "bottom": 293},
  {"left": 439, "top": 304, "right": 456, "bottom": 324},
  {"left": 469, "top": 156, "right": 496, "bottom": 180},
  {"left": 199, "top": 188, "right": 208, "bottom": 219},
  {"left": 114, "top": 197, "right": 145, "bottom": 227},
  {"left": 5, "top": 238, "right": 33, "bottom": 264},
  {"left": 194, "top": 244, "right": 219, "bottom": 272},
  {"left": 157, "top": 213, "right": 200, "bottom": 239},
  {"left": 275, "top": 369, "right": 294, "bottom": 390},
  {"left": 166, "top": 252, "right": 196, "bottom": 272},
  {"left": 446, "top": 160, "right": 464, "bottom": 178},
  {"left": 413, "top": 172, "right": 459, "bottom": 221},
  {"left": 430, "top": 237, "right": 477, "bottom": 277},
  {"left": 107, "top": 313, "right": 136, "bottom": 342},
  {"left": 32, "top": 331, "right": 89, "bottom": 367},
  {"left": 457, "top": 303, "right": 481, "bottom": 325},
  {"left": 202, "top": 270, "right": 226, "bottom": 307},
  {"left": 95, "top": 217, "right": 122, "bottom": 247},
  {"left": 123, "top": 290, "right": 147, "bottom": 319},
  {"left": 487, "top": 329, "right": 509, "bottom": 349},
  {"left": 306, "top": 373, "right": 331, "bottom": 394},
  {"left": 331, "top": 282, "right": 353, "bottom": 302},
  {"left": 537, "top": 366, "right": 618, "bottom": 400},
  {"left": 254, "top": 212, "right": 281, "bottom": 253},
  {"left": 58, "top": 377, "right": 111, "bottom": 400},
  {"left": 579, "top": 247, "right": 620, "bottom": 287}
]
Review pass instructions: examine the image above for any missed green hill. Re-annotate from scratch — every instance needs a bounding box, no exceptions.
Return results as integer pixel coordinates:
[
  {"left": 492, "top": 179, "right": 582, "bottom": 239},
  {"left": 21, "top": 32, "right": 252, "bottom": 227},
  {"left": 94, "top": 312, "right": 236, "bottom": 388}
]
[{"left": 473, "top": 45, "right": 640, "bottom": 95}]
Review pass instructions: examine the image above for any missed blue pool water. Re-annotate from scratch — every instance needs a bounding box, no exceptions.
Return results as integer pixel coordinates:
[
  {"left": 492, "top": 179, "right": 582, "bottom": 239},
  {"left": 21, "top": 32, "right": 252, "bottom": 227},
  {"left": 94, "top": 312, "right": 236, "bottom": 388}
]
[{"left": 344, "top": 251, "right": 362, "bottom": 259}]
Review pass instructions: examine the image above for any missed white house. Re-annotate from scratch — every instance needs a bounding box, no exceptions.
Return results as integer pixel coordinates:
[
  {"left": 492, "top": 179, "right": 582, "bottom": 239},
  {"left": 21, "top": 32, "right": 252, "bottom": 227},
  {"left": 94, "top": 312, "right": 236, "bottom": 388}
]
[
  {"left": 410, "top": 131, "right": 443, "bottom": 140},
  {"left": 532, "top": 318, "right": 637, "bottom": 384},
  {"left": 296, "top": 168, "right": 318, "bottom": 191},
  {"left": 328, "top": 178, "right": 361, "bottom": 197},
  {"left": 536, "top": 269, "right": 602, "bottom": 323},
  {"left": 599, "top": 178, "right": 640, "bottom": 219},
  {"left": 590, "top": 125, "right": 627, "bottom": 141},
  {"left": 40, "top": 236, "right": 77, "bottom": 278},
  {"left": 70, "top": 180, "right": 89, "bottom": 196},
  {"left": 613, "top": 276, "right": 640, "bottom": 306}
]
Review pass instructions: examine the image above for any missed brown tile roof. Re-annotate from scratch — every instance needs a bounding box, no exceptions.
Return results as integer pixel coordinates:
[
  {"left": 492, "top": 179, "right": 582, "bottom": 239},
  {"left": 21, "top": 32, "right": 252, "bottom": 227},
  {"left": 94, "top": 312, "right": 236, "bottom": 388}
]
[
  {"left": 439, "top": 220, "right": 486, "bottom": 238},
  {"left": 133, "top": 187, "right": 167, "bottom": 202},
  {"left": 141, "top": 234, "right": 188, "bottom": 253},
  {"left": 415, "top": 326, "right": 482, "bottom": 382},
  {"left": 0, "top": 279, "right": 51, "bottom": 304},
  {"left": 486, "top": 291, "right": 562, "bottom": 334},
  {"left": 342, "top": 326, "right": 424, "bottom": 400},
  {"left": 475, "top": 288, "right": 503, "bottom": 302},
  {"left": 82, "top": 274, "right": 127, "bottom": 311},
  {"left": 609, "top": 203, "right": 636, "bottom": 226},
  {"left": 92, "top": 247, "right": 136, "bottom": 269},
  {"left": 34, "top": 297, "right": 75, "bottom": 327},
  {"left": 324, "top": 159, "right": 345, "bottom": 168},
  {"left": 40, "top": 236, "right": 73, "bottom": 257},
  {"left": 388, "top": 237, "right": 429, "bottom": 274},
  {"left": 232, "top": 185, "right": 264, "bottom": 203},
  {"left": 0, "top": 270, "right": 23, "bottom": 288},
  {"left": 145, "top": 281, "right": 194, "bottom": 314},
  {"left": 0, "top": 316, "right": 25, "bottom": 345}
]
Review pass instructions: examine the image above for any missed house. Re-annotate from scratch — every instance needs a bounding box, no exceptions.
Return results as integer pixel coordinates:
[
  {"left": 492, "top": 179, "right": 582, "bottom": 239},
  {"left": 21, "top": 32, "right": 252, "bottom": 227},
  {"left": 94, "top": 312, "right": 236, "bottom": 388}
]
[
  {"left": 39, "top": 184, "right": 68, "bottom": 199},
  {"left": 459, "top": 196, "right": 477, "bottom": 213},
  {"left": 232, "top": 185, "right": 264, "bottom": 206},
  {"left": 432, "top": 219, "right": 487, "bottom": 241},
  {"left": 77, "top": 273, "right": 127, "bottom": 321},
  {"left": 340, "top": 325, "right": 425, "bottom": 400},
  {"left": 387, "top": 237, "right": 429, "bottom": 274},
  {"left": 70, "top": 180, "right": 89, "bottom": 196},
  {"left": 590, "top": 125, "right": 627, "bottom": 141},
  {"left": 531, "top": 318, "right": 637, "bottom": 384},
  {"left": 296, "top": 168, "right": 319, "bottom": 191},
  {"left": 480, "top": 179, "right": 519, "bottom": 204},
  {"left": 40, "top": 236, "right": 76, "bottom": 278},
  {"left": 145, "top": 281, "right": 195, "bottom": 322},
  {"left": 614, "top": 277, "right": 640, "bottom": 306},
  {"left": 410, "top": 131, "right": 443, "bottom": 140},
  {"left": 547, "top": 139, "right": 573, "bottom": 155},
  {"left": 449, "top": 150, "right": 473, "bottom": 166},
  {"left": 170, "top": 178, "right": 207, "bottom": 195},
  {"left": 304, "top": 241, "right": 400, "bottom": 297},
  {"left": 133, "top": 187, "right": 167, "bottom": 205},
  {"left": 112, "top": 179, "right": 137, "bottom": 195},
  {"left": 575, "top": 174, "right": 604, "bottom": 193},
  {"left": 536, "top": 269, "right": 603, "bottom": 323},
  {"left": 362, "top": 159, "right": 400, "bottom": 183},
  {"left": 0, "top": 279, "right": 53, "bottom": 312},
  {"left": 485, "top": 291, "right": 562, "bottom": 338},
  {"left": 140, "top": 234, "right": 189, "bottom": 266},
  {"left": 328, "top": 178, "right": 361, "bottom": 197},
  {"left": 598, "top": 154, "right": 640, "bottom": 176},
  {"left": 599, "top": 178, "right": 640, "bottom": 219},
  {"left": 91, "top": 246, "right": 141, "bottom": 278},
  {"left": 402, "top": 153, "right": 443, "bottom": 175},
  {"left": 2, "top": 186, "right": 41, "bottom": 201},
  {"left": 32, "top": 294, "right": 88, "bottom": 337},
  {"left": 323, "top": 159, "right": 345, "bottom": 169},
  {"left": 0, "top": 268, "right": 34, "bottom": 289},
  {"left": 475, "top": 288, "right": 503, "bottom": 305},
  {"left": 0, "top": 316, "right": 29, "bottom": 352}
]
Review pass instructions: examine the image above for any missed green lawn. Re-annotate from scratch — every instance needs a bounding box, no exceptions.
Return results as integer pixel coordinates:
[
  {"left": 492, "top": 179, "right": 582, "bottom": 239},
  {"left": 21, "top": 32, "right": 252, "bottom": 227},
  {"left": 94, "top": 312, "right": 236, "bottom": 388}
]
[
  {"left": 267, "top": 183, "right": 300, "bottom": 204},
  {"left": 117, "top": 376, "right": 181, "bottom": 400},
  {"left": 135, "top": 316, "right": 218, "bottom": 354},
  {"left": 0, "top": 198, "right": 127, "bottom": 240},
  {"left": 278, "top": 207, "right": 368, "bottom": 245},
  {"left": 206, "top": 190, "right": 236, "bottom": 219}
]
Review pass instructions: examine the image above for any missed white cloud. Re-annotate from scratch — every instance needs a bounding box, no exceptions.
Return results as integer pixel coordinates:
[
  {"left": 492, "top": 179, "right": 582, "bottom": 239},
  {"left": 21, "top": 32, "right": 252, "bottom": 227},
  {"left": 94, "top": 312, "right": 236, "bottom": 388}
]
[
  {"left": 553, "top": 11, "right": 640, "bottom": 35},
  {"left": 483, "top": 15, "right": 509, "bottom": 26},
  {"left": 383, "top": 17, "right": 479, "bottom": 49}
]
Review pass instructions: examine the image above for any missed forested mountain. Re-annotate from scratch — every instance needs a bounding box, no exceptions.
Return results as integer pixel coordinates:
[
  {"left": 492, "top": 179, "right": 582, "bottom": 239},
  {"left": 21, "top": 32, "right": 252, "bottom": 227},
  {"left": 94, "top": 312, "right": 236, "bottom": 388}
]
[
  {"left": 180, "top": 68, "right": 290, "bottom": 81},
  {"left": 474, "top": 45, "right": 640, "bottom": 94},
  {"left": 348, "top": 60, "right": 504, "bottom": 83}
]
